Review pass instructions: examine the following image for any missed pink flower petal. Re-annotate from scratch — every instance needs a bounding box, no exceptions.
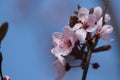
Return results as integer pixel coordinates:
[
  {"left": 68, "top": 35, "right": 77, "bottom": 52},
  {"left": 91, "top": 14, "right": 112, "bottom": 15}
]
[
  {"left": 87, "top": 14, "right": 98, "bottom": 32},
  {"left": 3, "top": 76, "right": 10, "bottom": 80},
  {"left": 53, "top": 56, "right": 66, "bottom": 80},
  {"left": 78, "top": 15, "right": 89, "bottom": 23},
  {"left": 78, "top": 7, "right": 89, "bottom": 18},
  {"left": 86, "top": 24, "right": 98, "bottom": 32},
  {"left": 97, "top": 14, "right": 111, "bottom": 30},
  {"left": 100, "top": 25, "right": 113, "bottom": 36},
  {"left": 63, "top": 25, "right": 78, "bottom": 46},
  {"left": 96, "top": 17, "right": 103, "bottom": 30},
  {"left": 63, "top": 26, "right": 75, "bottom": 38},
  {"left": 52, "top": 41, "right": 58, "bottom": 47},
  {"left": 51, "top": 47, "right": 63, "bottom": 55},
  {"left": 93, "top": 7, "right": 102, "bottom": 21},
  {"left": 51, "top": 26, "right": 77, "bottom": 56},
  {"left": 75, "top": 29, "right": 87, "bottom": 41},
  {"left": 57, "top": 55, "right": 66, "bottom": 65},
  {"left": 105, "top": 14, "right": 111, "bottom": 22},
  {"left": 53, "top": 61, "right": 65, "bottom": 80},
  {"left": 61, "top": 48, "right": 73, "bottom": 56},
  {"left": 100, "top": 35, "right": 113, "bottom": 41},
  {"left": 72, "top": 23, "right": 82, "bottom": 31},
  {"left": 52, "top": 32, "right": 64, "bottom": 45},
  {"left": 69, "top": 36, "right": 76, "bottom": 47},
  {"left": 51, "top": 46, "right": 72, "bottom": 56},
  {"left": 100, "top": 25, "right": 113, "bottom": 41}
]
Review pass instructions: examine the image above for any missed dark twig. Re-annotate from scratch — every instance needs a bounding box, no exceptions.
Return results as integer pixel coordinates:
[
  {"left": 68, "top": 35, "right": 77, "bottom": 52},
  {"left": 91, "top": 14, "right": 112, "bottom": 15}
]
[
  {"left": 81, "top": 47, "right": 92, "bottom": 80},
  {"left": 102, "top": 0, "right": 108, "bottom": 26},
  {"left": 0, "top": 52, "right": 3, "bottom": 80},
  {"left": 81, "top": 0, "right": 108, "bottom": 80},
  {"left": 0, "top": 22, "right": 8, "bottom": 80}
]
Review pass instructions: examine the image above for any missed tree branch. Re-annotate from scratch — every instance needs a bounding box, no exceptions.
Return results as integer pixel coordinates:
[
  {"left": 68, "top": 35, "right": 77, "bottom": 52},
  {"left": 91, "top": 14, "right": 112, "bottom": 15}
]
[{"left": 81, "top": 0, "right": 108, "bottom": 80}]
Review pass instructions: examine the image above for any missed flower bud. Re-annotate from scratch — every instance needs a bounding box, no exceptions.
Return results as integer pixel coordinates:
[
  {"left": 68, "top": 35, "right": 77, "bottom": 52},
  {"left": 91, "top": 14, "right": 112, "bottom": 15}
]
[{"left": 92, "top": 63, "right": 100, "bottom": 69}]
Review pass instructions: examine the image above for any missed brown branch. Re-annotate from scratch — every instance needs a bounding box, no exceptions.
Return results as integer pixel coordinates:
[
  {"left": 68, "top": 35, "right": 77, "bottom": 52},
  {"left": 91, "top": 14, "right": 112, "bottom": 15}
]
[
  {"left": 81, "top": 47, "right": 92, "bottom": 80},
  {"left": 102, "top": 0, "right": 108, "bottom": 26},
  {"left": 81, "top": 0, "right": 108, "bottom": 80}
]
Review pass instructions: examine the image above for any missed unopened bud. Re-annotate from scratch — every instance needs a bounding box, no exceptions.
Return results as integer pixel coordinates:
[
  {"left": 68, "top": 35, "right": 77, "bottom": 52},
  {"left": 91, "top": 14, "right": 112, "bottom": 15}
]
[
  {"left": 89, "top": 8, "right": 94, "bottom": 14},
  {"left": 92, "top": 63, "right": 100, "bottom": 69}
]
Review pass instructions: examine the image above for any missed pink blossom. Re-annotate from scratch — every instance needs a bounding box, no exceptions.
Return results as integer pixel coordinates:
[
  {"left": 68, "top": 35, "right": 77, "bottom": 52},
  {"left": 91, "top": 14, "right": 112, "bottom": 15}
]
[
  {"left": 96, "top": 14, "right": 111, "bottom": 30},
  {"left": 95, "top": 14, "right": 113, "bottom": 41},
  {"left": 93, "top": 7, "right": 103, "bottom": 21},
  {"left": 72, "top": 7, "right": 102, "bottom": 41},
  {"left": 78, "top": 7, "right": 102, "bottom": 22},
  {"left": 51, "top": 26, "right": 77, "bottom": 56},
  {"left": 3, "top": 76, "right": 10, "bottom": 80},
  {"left": 78, "top": 7, "right": 89, "bottom": 18},
  {"left": 53, "top": 56, "right": 66, "bottom": 80}
]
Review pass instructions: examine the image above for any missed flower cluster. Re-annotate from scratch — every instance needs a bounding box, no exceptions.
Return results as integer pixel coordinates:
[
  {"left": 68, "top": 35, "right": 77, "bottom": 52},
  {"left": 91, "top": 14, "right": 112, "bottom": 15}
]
[{"left": 51, "top": 5, "right": 113, "bottom": 80}]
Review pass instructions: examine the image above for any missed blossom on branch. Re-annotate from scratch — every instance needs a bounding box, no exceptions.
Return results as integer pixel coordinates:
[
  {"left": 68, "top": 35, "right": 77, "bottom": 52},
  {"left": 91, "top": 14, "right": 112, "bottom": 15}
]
[
  {"left": 51, "top": 5, "right": 113, "bottom": 80},
  {"left": 95, "top": 14, "right": 113, "bottom": 41},
  {"left": 51, "top": 26, "right": 77, "bottom": 56},
  {"left": 53, "top": 56, "right": 66, "bottom": 80},
  {"left": 72, "top": 7, "right": 103, "bottom": 41}
]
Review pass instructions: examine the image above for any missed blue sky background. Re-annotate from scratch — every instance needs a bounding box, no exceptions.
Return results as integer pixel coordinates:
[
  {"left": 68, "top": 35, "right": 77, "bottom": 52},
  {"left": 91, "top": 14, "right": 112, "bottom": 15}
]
[{"left": 0, "top": 0, "right": 120, "bottom": 80}]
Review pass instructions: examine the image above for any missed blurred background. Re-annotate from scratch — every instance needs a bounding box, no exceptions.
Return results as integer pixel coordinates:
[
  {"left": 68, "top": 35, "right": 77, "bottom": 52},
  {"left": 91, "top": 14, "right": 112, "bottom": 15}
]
[{"left": 0, "top": 0, "right": 120, "bottom": 80}]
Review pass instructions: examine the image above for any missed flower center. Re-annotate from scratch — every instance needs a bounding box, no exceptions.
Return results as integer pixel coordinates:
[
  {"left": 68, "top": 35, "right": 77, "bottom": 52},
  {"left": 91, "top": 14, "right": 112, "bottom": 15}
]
[
  {"left": 83, "top": 22, "right": 89, "bottom": 29},
  {"left": 59, "top": 39, "right": 72, "bottom": 48},
  {"left": 65, "top": 40, "right": 72, "bottom": 47},
  {"left": 95, "top": 31, "right": 100, "bottom": 37},
  {"left": 79, "top": 20, "right": 89, "bottom": 30}
]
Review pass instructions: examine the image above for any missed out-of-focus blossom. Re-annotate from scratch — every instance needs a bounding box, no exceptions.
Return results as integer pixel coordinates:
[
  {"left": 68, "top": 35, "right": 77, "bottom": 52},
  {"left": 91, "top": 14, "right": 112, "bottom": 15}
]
[
  {"left": 51, "top": 26, "right": 77, "bottom": 56},
  {"left": 78, "top": 7, "right": 102, "bottom": 22},
  {"left": 96, "top": 14, "right": 111, "bottom": 30},
  {"left": 95, "top": 14, "right": 113, "bottom": 41},
  {"left": 93, "top": 7, "right": 103, "bottom": 21},
  {"left": 98, "top": 25, "right": 113, "bottom": 41},
  {"left": 72, "top": 7, "right": 103, "bottom": 41},
  {"left": 53, "top": 56, "right": 66, "bottom": 80},
  {"left": 3, "top": 75, "right": 10, "bottom": 80}
]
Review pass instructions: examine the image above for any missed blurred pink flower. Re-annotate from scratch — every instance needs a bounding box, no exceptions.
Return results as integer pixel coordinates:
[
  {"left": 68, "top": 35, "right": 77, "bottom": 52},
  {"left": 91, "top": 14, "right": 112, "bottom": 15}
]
[
  {"left": 53, "top": 56, "right": 66, "bottom": 80},
  {"left": 72, "top": 7, "right": 102, "bottom": 41},
  {"left": 3, "top": 76, "right": 10, "bottom": 80},
  {"left": 51, "top": 26, "right": 77, "bottom": 56},
  {"left": 78, "top": 7, "right": 102, "bottom": 22},
  {"left": 93, "top": 7, "right": 103, "bottom": 21},
  {"left": 95, "top": 14, "right": 113, "bottom": 41}
]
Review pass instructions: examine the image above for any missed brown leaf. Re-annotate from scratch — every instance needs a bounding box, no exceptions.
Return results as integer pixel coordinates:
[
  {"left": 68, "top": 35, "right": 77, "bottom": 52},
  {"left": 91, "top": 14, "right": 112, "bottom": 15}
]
[
  {"left": 69, "top": 16, "right": 78, "bottom": 28},
  {"left": 73, "top": 11, "right": 78, "bottom": 15},
  {"left": 78, "top": 4, "right": 81, "bottom": 10},
  {"left": 89, "top": 8, "right": 94, "bottom": 14},
  {"left": 0, "top": 22, "right": 8, "bottom": 43},
  {"left": 93, "top": 45, "right": 112, "bottom": 53}
]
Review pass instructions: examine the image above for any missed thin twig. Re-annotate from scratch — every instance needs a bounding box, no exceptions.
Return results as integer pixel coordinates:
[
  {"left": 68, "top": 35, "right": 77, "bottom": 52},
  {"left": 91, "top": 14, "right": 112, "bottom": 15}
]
[
  {"left": 81, "top": 0, "right": 108, "bottom": 80},
  {"left": 81, "top": 48, "right": 92, "bottom": 80},
  {"left": 0, "top": 52, "right": 3, "bottom": 80},
  {"left": 0, "top": 72, "right": 3, "bottom": 80},
  {"left": 0, "top": 51, "right": 3, "bottom": 80},
  {"left": 102, "top": 0, "right": 108, "bottom": 26}
]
